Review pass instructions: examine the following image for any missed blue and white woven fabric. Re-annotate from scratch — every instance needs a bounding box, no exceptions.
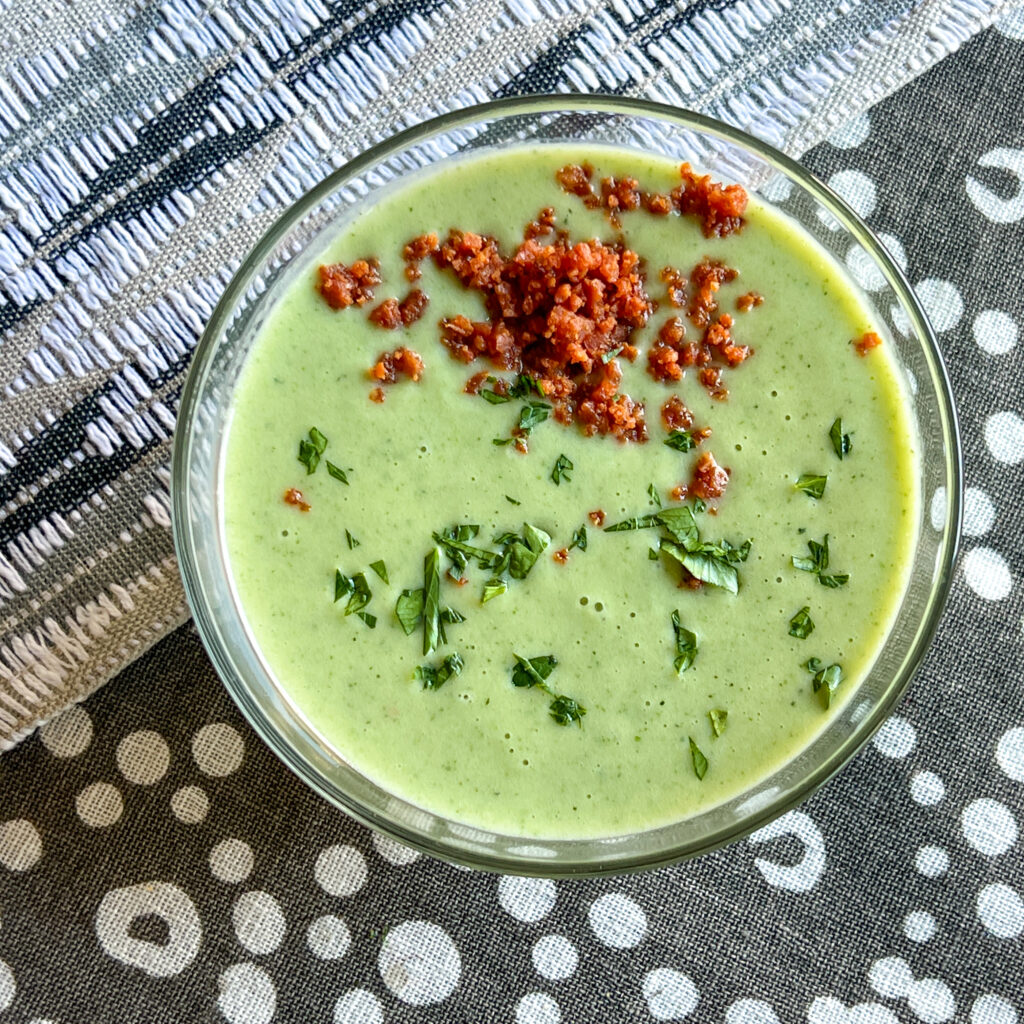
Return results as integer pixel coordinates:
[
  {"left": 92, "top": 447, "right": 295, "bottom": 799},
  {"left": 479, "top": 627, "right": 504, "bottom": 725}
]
[{"left": 0, "top": 0, "right": 1013, "bottom": 746}]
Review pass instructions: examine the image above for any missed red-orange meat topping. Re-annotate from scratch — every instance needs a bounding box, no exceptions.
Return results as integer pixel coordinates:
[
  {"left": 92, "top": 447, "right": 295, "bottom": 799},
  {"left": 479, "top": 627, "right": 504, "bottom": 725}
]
[
  {"left": 690, "top": 451, "right": 730, "bottom": 500},
  {"left": 553, "top": 548, "right": 570, "bottom": 565},
  {"left": 369, "top": 387, "right": 385, "bottom": 403},
  {"left": 661, "top": 395, "right": 693, "bottom": 431},
  {"left": 689, "top": 259, "right": 738, "bottom": 328},
  {"left": 283, "top": 488, "right": 310, "bottom": 512},
  {"left": 430, "top": 221, "right": 653, "bottom": 442},
  {"left": 737, "top": 291, "right": 764, "bottom": 312},
  {"left": 402, "top": 233, "right": 439, "bottom": 282},
  {"left": 853, "top": 330, "right": 883, "bottom": 356},
  {"left": 317, "top": 259, "right": 381, "bottom": 309},
  {"left": 369, "top": 297, "right": 402, "bottom": 329},
  {"left": 369, "top": 289, "right": 429, "bottom": 330},
  {"left": 370, "top": 347, "right": 424, "bottom": 385},
  {"left": 672, "top": 162, "right": 748, "bottom": 237},
  {"left": 588, "top": 509, "right": 606, "bottom": 527},
  {"left": 660, "top": 266, "right": 687, "bottom": 308}
]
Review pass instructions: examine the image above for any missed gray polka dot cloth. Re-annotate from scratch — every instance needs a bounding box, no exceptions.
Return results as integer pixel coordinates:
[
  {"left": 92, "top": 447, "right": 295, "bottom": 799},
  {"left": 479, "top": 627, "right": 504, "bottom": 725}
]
[{"left": 1, "top": 4, "right": 1023, "bottom": 1023}]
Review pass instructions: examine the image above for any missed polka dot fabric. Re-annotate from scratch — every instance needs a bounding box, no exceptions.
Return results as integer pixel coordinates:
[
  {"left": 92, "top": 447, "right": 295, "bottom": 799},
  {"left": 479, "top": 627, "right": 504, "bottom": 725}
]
[{"left": 1, "top": 24, "right": 1023, "bottom": 1024}]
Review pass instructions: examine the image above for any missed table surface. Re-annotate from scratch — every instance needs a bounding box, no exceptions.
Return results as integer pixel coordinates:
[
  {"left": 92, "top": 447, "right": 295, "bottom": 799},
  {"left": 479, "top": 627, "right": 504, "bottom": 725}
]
[{"left": 1, "top": 10, "right": 1023, "bottom": 1024}]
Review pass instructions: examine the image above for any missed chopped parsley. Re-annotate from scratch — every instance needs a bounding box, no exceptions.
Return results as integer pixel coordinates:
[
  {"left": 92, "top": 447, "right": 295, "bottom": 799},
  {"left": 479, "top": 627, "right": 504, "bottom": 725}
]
[
  {"left": 482, "top": 578, "right": 507, "bottom": 603},
  {"left": 422, "top": 547, "right": 442, "bottom": 656},
  {"left": 788, "top": 606, "right": 815, "bottom": 639},
  {"left": 345, "top": 530, "right": 360, "bottom": 550},
  {"left": 792, "top": 534, "right": 850, "bottom": 588},
  {"left": 480, "top": 388, "right": 511, "bottom": 405},
  {"left": 708, "top": 709, "right": 728, "bottom": 736},
  {"left": 357, "top": 611, "right": 377, "bottom": 628},
  {"left": 601, "top": 346, "right": 623, "bottom": 364},
  {"left": 648, "top": 483, "right": 662, "bottom": 507},
  {"left": 648, "top": 547, "right": 659, "bottom": 560},
  {"left": 689, "top": 737, "right": 708, "bottom": 779},
  {"left": 671, "top": 610, "right": 697, "bottom": 674},
  {"left": 509, "top": 373, "right": 545, "bottom": 399},
  {"left": 325, "top": 461, "right": 349, "bottom": 485},
  {"left": 569, "top": 525, "right": 588, "bottom": 552},
  {"left": 434, "top": 522, "right": 550, "bottom": 602},
  {"left": 664, "top": 430, "right": 698, "bottom": 453},
  {"left": 416, "top": 652, "right": 464, "bottom": 690},
  {"left": 829, "top": 417, "right": 852, "bottom": 459},
  {"left": 369, "top": 560, "right": 389, "bottom": 584},
  {"left": 518, "top": 401, "right": 551, "bottom": 433},
  {"left": 551, "top": 454, "right": 574, "bottom": 485},
  {"left": 492, "top": 437, "right": 514, "bottom": 446},
  {"left": 805, "top": 658, "right": 843, "bottom": 708},
  {"left": 794, "top": 473, "right": 827, "bottom": 499},
  {"left": 297, "top": 426, "right": 328, "bottom": 474},
  {"left": 395, "top": 589, "right": 424, "bottom": 635},
  {"left": 505, "top": 495, "right": 521, "bottom": 505},
  {"left": 510, "top": 654, "right": 587, "bottom": 727}
]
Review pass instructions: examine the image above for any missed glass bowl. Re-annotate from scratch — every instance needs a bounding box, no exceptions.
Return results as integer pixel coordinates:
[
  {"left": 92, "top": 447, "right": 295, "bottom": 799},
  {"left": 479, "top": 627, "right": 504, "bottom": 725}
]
[{"left": 172, "top": 95, "right": 961, "bottom": 877}]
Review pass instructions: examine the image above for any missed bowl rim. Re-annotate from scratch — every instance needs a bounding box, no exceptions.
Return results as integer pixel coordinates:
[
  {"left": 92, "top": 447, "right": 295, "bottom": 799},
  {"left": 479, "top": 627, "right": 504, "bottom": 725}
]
[{"left": 171, "top": 93, "right": 963, "bottom": 876}]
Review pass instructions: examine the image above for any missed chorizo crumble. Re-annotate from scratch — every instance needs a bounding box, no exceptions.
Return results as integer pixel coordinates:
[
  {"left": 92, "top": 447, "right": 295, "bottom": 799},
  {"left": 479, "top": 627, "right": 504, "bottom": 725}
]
[
  {"left": 853, "top": 330, "right": 883, "bottom": 356},
  {"left": 318, "top": 259, "right": 381, "bottom": 309},
  {"left": 283, "top": 488, "right": 310, "bottom": 512}
]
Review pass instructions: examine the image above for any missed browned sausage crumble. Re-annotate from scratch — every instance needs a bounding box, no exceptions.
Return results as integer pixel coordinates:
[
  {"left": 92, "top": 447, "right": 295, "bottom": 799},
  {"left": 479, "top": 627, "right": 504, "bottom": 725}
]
[
  {"left": 318, "top": 259, "right": 381, "bottom": 309},
  {"left": 283, "top": 488, "right": 310, "bottom": 512},
  {"left": 853, "top": 331, "right": 883, "bottom": 356}
]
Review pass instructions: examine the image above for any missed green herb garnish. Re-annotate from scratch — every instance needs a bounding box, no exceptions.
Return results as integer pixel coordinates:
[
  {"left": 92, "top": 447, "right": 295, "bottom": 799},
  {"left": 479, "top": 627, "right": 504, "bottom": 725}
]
[
  {"left": 569, "top": 526, "right": 588, "bottom": 552},
  {"left": 671, "top": 610, "right": 697, "bottom": 674},
  {"left": 325, "top": 461, "right": 349, "bottom": 485},
  {"left": 512, "top": 654, "right": 558, "bottom": 688},
  {"left": 664, "top": 430, "right": 697, "bottom": 453},
  {"left": 482, "top": 578, "right": 507, "bottom": 603},
  {"left": 829, "top": 418, "right": 852, "bottom": 459},
  {"left": 334, "top": 570, "right": 371, "bottom": 616},
  {"left": 416, "top": 652, "right": 464, "bottom": 690},
  {"left": 505, "top": 495, "right": 521, "bottom": 505},
  {"left": 794, "top": 474, "right": 827, "bottom": 499},
  {"left": 493, "top": 437, "right": 515, "bottom": 446},
  {"left": 298, "top": 426, "right": 329, "bottom": 474},
  {"left": 551, "top": 454, "right": 573, "bottom": 485},
  {"left": 708, "top": 709, "right": 728, "bottom": 736},
  {"left": 601, "top": 346, "right": 623, "bottom": 364},
  {"left": 395, "top": 588, "right": 424, "bottom": 635},
  {"left": 648, "top": 483, "right": 662, "bottom": 507},
  {"left": 518, "top": 402, "right": 551, "bottom": 433},
  {"left": 357, "top": 611, "right": 377, "bottom": 628},
  {"left": 509, "top": 374, "right": 545, "bottom": 399},
  {"left": 480, "top": 389, "right": 512, "bottom": 405},
  {"left": 788, "top": 606, "right": 815, "bottom": 639},
  {"left": 549, "top": 695, "right": 587, "bottom": 727},
  {"left": 689, "top": 737, "right": 708, "bottom": 779},
  {"left": 422, "top": 547, "right": 442, "bottom": 656},
  {"left": 507, "top": 523, "right": 551, "bottom": 580},
  {"left": 369, "top": 560, "right": 389, "bottom": 584},
  {"left": 693, "top": 498, "right": 707, "bottom": 513},
  {"left": 648, "top": 547, "right": 660, "bottom": 560},
  {"left": 345, "top": 530, "right": 360, "bottom": 550},
  {"left": 805, "top": 658, "right": 843, "bottom": 708},
  {"left": 792, "top": 534, "right": 849, "bottom": 588}
]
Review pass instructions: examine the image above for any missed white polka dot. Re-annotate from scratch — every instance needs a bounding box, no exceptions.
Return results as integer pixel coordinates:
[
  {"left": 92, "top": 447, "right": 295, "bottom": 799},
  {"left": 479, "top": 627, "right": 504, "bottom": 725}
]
[
  {"left": 985, "top": 411, "right": 1024, "bottom": 465},
  {"left": 879, "top": 232, "right": 908, "bottom": 270},
  {"left": 872, "top": 716, "right": 916, "bottom": 759},
  {"left": 334, "top": 988, "right": 383, "bottom": 1024},
  {"left": 378, "top": 920, "right": 461, "bottom": 1005},
  {"left": 759, "top": 174, "right": 792, "bottom": 203},
  {"left": 977, "top": 883, "right": 1024, "bottom": 938},
  {"left": 218, "top": 962, "right": 276, "bottom": 1024},
  {"left": 233, "top": 891, "right": 285, "bottom": 955},
  {"left": 908, "top": 978, "right": 956, "bottom": 1023},
  {"left": 0, "top": 959, "right": 13, "bottom": 1013},
  {"left": 0, "top": 819, "right": 42, "bottom": 872},
  {"left": 307, "top": 915, "right": 351, "bottom": 960},
  {"left": 75, "top": 783, "right": 123, "bottom": 828},
  {"left": 971, "top": 994, "right": 1018, "bottom": 1024},
  {"left": 869, "top": 956, "right": 913, "bottom": 1000},
  {"left": 95, "top": 882, "right": 202, "bottom": 977},
  {"left": 531, "top": 934, "right": 577, "bottom": 981},
  {"left": 724, "top": 998, "right": 782, "bottom": 1024},
  {"left": 962, "top": 487, "right": 996, "bottom": 537},
  {"left": 963, "top": 547, "right": 1012, "bottom": 602},
  {"left": 210, "top": 839, "right": 254, "bottom": 884},
  {"left": 910, "top": 771, "right": 945, "bottom": 806},
  {"left": 996, "top": 7, "right": 1024, "bottom": 38},
  {"left": 643, "top": 967, "right": 699, "bottom": 1019},
  {"left": 808, "top": 998, "right": 898, "bottom": 1024},
  {"left": 915, "top": 845, "right": 949, "bottom": 877},
  {"left": 516, "top": 992, "right": 560, "bottom": 1024},
  {"left": 498, "top": 876, "right": 555, "bottom": 923},
  {"left": 116, "top": 730, "right": 170, "bottom": 786},
  {"left": 829, "top": 169, "right": 877, "bottom": 218},
  {"left": 371, "top": 832, "right": 420, "bottom": 866},
  {"left": 315, "top": 845, "right": 367, "bottom": 897},
  {"left": 588, "top": 892, "right": 647, "bottom": 949},
  {"left": 961, "top": 798, "right": 1018, "bottom": 857},
  {"left": 902, "top": 910, "right": 937, "bottom": 943},
  {"left": 996, "top": 727, "right": 1024, "bottom": 781},
  {"left": 846, "top": 234, "right": 906, "bottom": 292},
  {"left": 914, "top": 278, "right": 964, "bottom": 333},
  {"left": 973, "top": 310, "right": 1018, "bottom": 355},
  {"left": 39, "top": 706, "right": 92, "bottom": 758},
  {"left": 828, "top": 111, "right": 870, "bottom": 149},
  {"left": 171, "top": 786, "right": 209, "bottom": 824},
  {"left": 192, "top": 723, "right": 244, "bottom": 777}
]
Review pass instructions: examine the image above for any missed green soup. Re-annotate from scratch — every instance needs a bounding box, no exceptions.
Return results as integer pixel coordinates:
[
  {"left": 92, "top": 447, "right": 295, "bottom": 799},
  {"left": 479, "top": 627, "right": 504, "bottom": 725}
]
[{"left": 222, "top": 146, "right": 918, "bottom": 838}]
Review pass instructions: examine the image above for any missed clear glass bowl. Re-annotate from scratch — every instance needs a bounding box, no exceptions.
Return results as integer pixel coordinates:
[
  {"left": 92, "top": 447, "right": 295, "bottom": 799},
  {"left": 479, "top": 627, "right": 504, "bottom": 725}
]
[{"left": 172, "top": 96, "right": 962, "bottom": 876}]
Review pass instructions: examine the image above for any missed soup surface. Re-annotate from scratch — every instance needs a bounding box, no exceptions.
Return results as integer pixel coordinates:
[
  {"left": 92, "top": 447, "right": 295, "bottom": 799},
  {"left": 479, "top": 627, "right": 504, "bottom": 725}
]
[{"left": 222, "top": 145, "right": 918, "bottom": 838}]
